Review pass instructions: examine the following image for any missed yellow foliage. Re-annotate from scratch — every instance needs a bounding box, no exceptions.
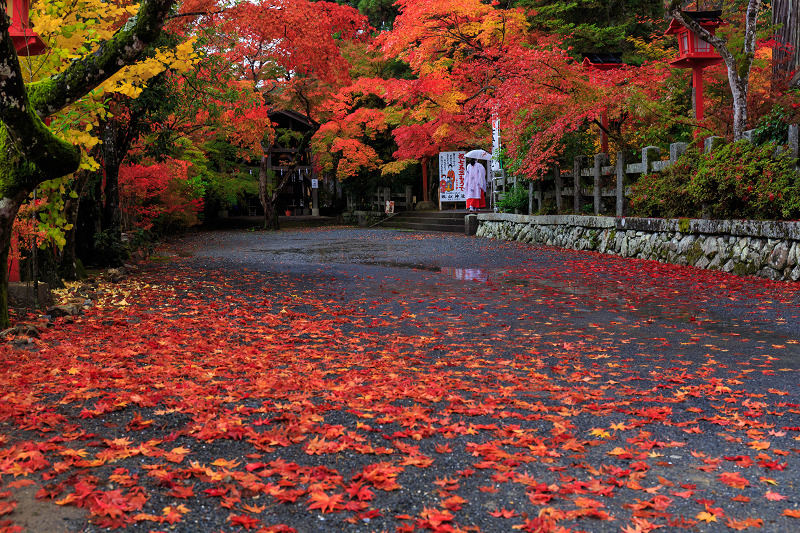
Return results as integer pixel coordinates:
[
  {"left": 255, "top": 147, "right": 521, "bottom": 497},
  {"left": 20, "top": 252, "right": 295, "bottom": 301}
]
[
  {"left": 100, "top": 38, "right": 199, "bottom": 96},
  {"left": 380, "top": 159, "right": 417, "bottom": 176},
  {"left": 627, "top": 36, "right": 673, "bottom": 62}
]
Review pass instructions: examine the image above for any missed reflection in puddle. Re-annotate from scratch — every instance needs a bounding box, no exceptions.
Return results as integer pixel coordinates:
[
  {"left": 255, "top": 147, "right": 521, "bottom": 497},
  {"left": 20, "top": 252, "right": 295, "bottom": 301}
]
[
  {"left": 441, "top": 267, "right": 490, "bottom": 282},
  {"left": 360, "top": 260, "right": 442, "bottom": 272}
]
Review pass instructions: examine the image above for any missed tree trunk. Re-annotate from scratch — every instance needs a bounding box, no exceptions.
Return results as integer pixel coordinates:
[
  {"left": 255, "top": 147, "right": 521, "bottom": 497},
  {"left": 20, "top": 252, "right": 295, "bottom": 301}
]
[
  {"left": 259, "top": 131, "right": 313, "bottom": 230},
  {"left": 59, "top": 170, "right": 91, "bottom": 280},
  {"left": 101, "top": 121, "right": 124, "bottom": 234},
  {"left": 773, "top": 0, "right": 800, "bottom": 86},
  {"left": 0, "top": 0, "right": 178, "bottom": 326},
  {"left": 259, "top": 154, "right": 280, "bottom": 230}
]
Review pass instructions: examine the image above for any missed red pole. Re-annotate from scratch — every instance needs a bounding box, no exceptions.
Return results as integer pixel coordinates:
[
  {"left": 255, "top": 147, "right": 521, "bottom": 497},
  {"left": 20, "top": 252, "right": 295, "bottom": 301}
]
[
  {"left": 9, "top": 235, "right": 20, "bottom": 283},
  {"left": 693, "top": 66, "right": 704, "bottom": 121}
]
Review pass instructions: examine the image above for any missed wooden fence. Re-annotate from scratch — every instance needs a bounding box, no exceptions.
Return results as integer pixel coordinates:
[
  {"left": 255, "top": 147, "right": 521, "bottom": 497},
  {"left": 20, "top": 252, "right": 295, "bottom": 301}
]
[{"left": 493, "top": 124, "right": 800, "bottom": 217}]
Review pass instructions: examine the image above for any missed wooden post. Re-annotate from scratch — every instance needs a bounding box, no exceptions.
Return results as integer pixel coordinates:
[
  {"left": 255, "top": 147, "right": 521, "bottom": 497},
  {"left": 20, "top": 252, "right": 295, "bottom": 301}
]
[
  {"left": 788, "top": 124, "right": 798, "bottom": 168},
  {"left": 703, "top": 137, "right": 724, "bottom": 154},
  {"left": 537, "top": 180, "right": 543, "bottom": 213},
  {"left": 669, "top": 143, "right": 688, "bottom": 165},
  {"left": 528, "top": 181, "right": 534, "bottom": 215},
  {"left": 615, "top": 152, "right": 626, "bottom": 217},
  {"left": 593, "top": 153, "right": 607, "bottom": 216},
  {"left": 573, "top": 156, "right": 583, "bottom": 213},
  {"left": 553, "top": 163, "right": 562, "bottom": 213},
  {"left": 641, "top": 146, "right": 661, "bottom": 172},
  {"left": 405, "top": 186, "right": 413, "bottom": 211},
  {"left": 422, "top": 157, "right": 429, "bottom": 202}
]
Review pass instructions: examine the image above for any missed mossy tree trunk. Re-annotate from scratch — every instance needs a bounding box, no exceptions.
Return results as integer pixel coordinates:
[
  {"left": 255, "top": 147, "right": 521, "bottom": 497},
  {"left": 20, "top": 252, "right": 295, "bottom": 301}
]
[{"left": 0, "top": 0, "right": 177, "bottom": 327}]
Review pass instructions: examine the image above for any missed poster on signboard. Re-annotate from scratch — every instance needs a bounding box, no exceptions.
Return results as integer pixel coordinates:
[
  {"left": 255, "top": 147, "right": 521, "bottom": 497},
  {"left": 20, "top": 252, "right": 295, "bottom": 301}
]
[{"left": 438, "top": 151, "right": 466, "bottom": 203}]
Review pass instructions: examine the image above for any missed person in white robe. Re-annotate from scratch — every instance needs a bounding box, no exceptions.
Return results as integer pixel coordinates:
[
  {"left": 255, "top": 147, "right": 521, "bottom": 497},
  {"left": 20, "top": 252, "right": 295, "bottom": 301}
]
[{"left": 464, "top": 159, "right": 486, "bottom": 211}]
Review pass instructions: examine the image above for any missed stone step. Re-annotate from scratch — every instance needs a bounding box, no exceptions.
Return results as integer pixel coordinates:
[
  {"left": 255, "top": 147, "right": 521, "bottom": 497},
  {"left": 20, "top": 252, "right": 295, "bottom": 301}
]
[{"left": 379, "top": 211, "right": 472, "bottom": 233}]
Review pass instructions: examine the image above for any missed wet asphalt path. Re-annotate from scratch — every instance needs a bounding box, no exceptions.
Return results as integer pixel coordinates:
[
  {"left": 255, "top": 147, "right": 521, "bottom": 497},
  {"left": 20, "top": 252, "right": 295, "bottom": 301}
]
[{"left": 72, "top": 226, "right": 800, "bottom": 532}]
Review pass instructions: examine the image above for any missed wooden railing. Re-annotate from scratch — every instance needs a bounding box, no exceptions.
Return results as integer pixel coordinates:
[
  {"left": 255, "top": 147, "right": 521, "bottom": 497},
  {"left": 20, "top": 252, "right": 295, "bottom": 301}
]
[{"left": 493, "top": 125, "right": 800, "bottom": 216}]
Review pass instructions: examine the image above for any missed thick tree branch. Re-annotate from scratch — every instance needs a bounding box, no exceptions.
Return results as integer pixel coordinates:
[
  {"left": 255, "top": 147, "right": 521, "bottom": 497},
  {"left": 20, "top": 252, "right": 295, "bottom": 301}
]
[
  {"left": 27, "top": 0, "right": 177, "bottom": 117},
  {"left": 0, "top": 13, "right": 80, "bottom": 184}
]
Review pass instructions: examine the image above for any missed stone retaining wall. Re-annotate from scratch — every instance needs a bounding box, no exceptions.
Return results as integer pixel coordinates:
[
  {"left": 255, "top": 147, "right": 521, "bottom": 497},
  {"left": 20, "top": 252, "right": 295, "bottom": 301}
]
[{"left": 476, "top": 213, "right": 800, "bottom": 281}]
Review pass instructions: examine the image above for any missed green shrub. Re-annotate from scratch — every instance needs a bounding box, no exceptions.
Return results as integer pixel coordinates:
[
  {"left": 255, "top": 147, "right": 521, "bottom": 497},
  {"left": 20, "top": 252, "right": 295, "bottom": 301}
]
[
  {"left": 629, "top": 151, "right": 699, "bottom": 218},
  {"left": 687, "top": 141, "right": 800, "bottom": 220},
  {"left": 629, "top": 140, "right": 800, "bottom": 220},
  {"left": 497, "top": 183, "right": 530, "bottom": 214}
]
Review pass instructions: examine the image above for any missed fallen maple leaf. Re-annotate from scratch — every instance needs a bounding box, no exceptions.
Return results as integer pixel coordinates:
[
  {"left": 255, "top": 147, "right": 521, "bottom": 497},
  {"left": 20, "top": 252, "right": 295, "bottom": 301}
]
[
  {"left": 229, "top": 513, "right": 261, "bottom": 529},
  {"left": 307, "top": 491, "right": 344, "bottom": 513},
  {"left": 0, "top": 501, "right": 16, "bottom": 516},
  {"left": 726, "top": 517, "right": 763, "bottom": 530},
  {"left": 489, "top": 507, "right": 518, "bottom": 518},
  {"left": 719, "top": 471, "right": 750, "bottom": 489}
]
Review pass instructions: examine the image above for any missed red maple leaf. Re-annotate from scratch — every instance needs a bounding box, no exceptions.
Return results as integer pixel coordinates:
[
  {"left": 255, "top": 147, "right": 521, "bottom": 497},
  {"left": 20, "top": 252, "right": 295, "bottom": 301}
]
[
  {"left": 307, "top": 491, "right": 344, "bottom": 513},
  {"left": 229, "top": 513, "right": 261, "bottom": 529}
]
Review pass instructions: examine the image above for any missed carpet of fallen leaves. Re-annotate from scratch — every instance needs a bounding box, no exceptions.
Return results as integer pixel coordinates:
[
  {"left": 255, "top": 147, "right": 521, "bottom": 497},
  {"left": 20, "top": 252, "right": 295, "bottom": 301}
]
[{"left": 2, "top": 227, "right": 800, "bottom": 533}]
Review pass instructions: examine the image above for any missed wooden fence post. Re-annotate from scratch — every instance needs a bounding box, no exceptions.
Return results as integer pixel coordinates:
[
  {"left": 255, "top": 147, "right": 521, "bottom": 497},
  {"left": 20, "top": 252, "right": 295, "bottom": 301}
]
[
  {"left": 641, "top": 146, "right": 661, "bottom": 173},
  {"left": 703, "top": 137, "right": 724, "bottom": 153},
  {"left": 528, "top": 181, "right": 534, "bottom": 215},
  {"left": 553, "top": 164, "right": 562, "bottom": 213},
  {"left": 593, "top": 153, "right": 607, "bottom": 215},
  {"left": 615, "top": 152, "right": 626, "bottom": 217},
  {"left": 537, "top": 180, "right": 543, "bottom": 213},
  {"left": 405, "top": 186, "right": 413, "bottom": 210},
  {"left": 669, "top": 142, "right": 688, "bottom": 166},
  {"left": 573, "top": 156, "right": 584, "bottom": 214}
]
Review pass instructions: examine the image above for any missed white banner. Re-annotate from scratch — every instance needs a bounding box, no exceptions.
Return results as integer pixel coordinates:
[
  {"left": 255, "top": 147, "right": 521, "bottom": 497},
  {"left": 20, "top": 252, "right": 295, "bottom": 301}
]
[
  {"left": 491, "top": 114, "right": 502, "bottom": 172},
  {"left": 439, "top": 151, "right": 466, "bottom": 202}
]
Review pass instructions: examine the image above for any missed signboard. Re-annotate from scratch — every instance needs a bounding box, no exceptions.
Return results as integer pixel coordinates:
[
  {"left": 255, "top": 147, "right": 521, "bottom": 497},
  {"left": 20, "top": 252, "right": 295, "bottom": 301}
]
[
  {"left": 385, "top": 201, "right": 395, "bottom": 214},
  {"left": 439, "top": 151, "right": 466, "bottom": 203},
  {"left": 311, "top": 178, "right": 319, "bottom": 189}
]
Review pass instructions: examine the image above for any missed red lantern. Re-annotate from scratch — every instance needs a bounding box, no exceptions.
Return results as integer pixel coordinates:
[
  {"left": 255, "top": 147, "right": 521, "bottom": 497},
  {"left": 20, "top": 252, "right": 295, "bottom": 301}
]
[
  {"left": 665, "top": 11, "right": 724, "bottom": 122},
  {"left": 6, "top": 0, "right": 46, "bottom": 56},
  {"left": 582, "top": 53, "right": 624, "bottom": 154}
]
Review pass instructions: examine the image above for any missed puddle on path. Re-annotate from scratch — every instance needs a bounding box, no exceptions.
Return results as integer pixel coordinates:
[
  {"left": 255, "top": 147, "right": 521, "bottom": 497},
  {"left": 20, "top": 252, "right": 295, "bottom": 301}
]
[{"left": 440, "top": 267, "right": 491, "bottom": 282}]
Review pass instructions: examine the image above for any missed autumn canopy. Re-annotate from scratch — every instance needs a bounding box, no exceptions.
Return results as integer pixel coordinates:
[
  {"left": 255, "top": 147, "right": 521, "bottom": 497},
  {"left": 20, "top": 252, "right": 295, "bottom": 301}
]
[{"left": 0, "top": 0, "right": 798, "bottom": 323}]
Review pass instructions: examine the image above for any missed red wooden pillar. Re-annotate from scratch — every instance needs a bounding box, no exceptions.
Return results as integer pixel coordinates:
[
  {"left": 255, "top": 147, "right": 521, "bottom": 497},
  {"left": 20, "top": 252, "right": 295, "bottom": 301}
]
[
  {"left": 692, "top": 66, "right": 705, "bottom": 121},
  {"left": 8, "top": 236, "right": 20, "bottom": 283}
]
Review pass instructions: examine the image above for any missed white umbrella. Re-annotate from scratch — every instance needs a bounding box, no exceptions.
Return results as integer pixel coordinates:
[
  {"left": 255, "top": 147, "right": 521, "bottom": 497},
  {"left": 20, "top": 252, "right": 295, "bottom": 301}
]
[{"left": 464, "top": 149, "right": 492, "bottom": 160}]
